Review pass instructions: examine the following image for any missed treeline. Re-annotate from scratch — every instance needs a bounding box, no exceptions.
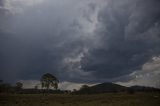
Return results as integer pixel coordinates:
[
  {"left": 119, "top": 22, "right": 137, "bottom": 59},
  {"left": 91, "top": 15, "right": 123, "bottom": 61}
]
[
  {"left": 0, "top": 73, "right": 60, "bottom": 94},
  {"left": 0, "top": 79, "right": 70, "bottom": 94},
  {"left": 1, "top": 80, "right": 160, "bottom": 94},
  {"left": 0, "top": 80, "right": 23, "bottom": 94}
]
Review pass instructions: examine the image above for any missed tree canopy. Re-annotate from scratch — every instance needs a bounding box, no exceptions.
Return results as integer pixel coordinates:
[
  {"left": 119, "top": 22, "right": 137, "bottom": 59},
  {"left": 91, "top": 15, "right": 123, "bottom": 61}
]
[{"left": 40, "top": 73, "right": 59, "bottom": 90}]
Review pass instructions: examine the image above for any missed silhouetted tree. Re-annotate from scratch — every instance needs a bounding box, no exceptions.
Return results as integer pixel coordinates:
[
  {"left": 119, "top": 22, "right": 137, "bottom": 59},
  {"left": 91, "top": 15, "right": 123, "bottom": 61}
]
[
  {"left": 16, "top": 82, "right": 23, "bottom": 90},
  {"left": 0, "top": 80, "right": 3, "bottom": 84},
  {"left": 80, "top": 85, "right": 89, "bottom": 90},
  {"left": 40, "top": 73, "right": 59, "bottom": 90},
  {"left": 0, "top": 80, "right": 12, "bottom": 93},
  {"left": 34, "top": 85, "right": 38, "bottom": 90},
  {"left": 78, "top": 85, "right": 90, "bottom": 94}
]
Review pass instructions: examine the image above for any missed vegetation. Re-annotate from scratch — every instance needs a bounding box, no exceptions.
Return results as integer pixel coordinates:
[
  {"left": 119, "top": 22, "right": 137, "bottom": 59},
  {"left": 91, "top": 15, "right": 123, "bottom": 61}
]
[
  {"left": 74, "top": 82, "right": 160, "bottom": 94},
  {"left": 41, "top": 73, "right": 59, "bottom": 90},
  {"left": 0, "top": 74, "right": 160, "bottom": 106},
  {"left": 0, "top": 80, "right": 13, "bottom": 93},
  {"left": 15, "top": 82, "right": 23, "bottom": 90},
  {"left": 75, "top": 82, "right": 127, "bottom": 94},
  {"left": 0, "top": 93, "right": 160, "bottom": 106}
]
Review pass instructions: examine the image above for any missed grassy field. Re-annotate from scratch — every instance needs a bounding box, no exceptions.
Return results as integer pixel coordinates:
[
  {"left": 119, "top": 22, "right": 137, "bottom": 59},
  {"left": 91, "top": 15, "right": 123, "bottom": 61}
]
[{"left": 0, "top": 93, "right": 160, "bottom": 106}]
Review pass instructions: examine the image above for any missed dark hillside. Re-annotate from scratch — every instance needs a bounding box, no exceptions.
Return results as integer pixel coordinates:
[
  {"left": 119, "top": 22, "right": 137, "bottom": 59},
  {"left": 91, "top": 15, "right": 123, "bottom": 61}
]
[
  {"left": 75, "top": 82, "right": 127, "bottom": 94},
  {"left": 74, "top": 83, "right": 160, "bottom": 94}
]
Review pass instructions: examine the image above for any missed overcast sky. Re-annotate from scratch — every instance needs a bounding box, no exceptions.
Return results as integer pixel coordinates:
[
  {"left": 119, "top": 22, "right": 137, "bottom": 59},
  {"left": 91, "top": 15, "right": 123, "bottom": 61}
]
[{"left": 0, "top": 0, "right": 160, "bottom": 89}]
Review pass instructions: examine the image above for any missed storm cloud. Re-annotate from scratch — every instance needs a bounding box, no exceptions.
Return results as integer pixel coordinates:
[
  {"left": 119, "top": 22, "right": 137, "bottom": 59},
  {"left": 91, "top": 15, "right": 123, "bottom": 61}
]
[
  {"left": 0, "top": 0, "right": 160, "bottom": 88},
  {"left": 0, "top": 0, "right": 102, "bottom": 82},
  {"left": 81, "top": 0, "right": 160, "bottom": 80}
]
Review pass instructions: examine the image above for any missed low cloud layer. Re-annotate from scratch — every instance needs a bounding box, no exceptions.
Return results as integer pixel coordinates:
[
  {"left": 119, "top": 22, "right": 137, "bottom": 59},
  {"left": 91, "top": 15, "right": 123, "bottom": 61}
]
[
  {"left": 20, "top": 80, "right": 92, "bottom": 91},
  {"left": 0, "top": 0, "right": 160, "bottom": 88},
  {"left": 117, "top": 56, "right": 160, "bottom": 88}
]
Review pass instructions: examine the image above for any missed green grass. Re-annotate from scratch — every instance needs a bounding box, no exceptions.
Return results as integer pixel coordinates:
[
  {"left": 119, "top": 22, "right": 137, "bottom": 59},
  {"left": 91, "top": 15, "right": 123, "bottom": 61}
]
[{"left": 0, "top": 92, "right": 160, "bottom": 106}]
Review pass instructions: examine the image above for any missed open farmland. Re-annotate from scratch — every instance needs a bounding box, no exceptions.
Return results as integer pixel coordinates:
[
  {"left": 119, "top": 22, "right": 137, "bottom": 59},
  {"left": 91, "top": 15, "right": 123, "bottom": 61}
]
[{"left": 0, "top": 93, "right": 160, "bottom": 106}]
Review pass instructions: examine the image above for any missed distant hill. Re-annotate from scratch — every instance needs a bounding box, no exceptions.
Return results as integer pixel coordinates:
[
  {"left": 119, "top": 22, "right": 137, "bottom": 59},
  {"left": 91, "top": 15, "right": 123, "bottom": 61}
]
[
  {"left": 74, "top": 82, "right": 160, "bottom": 94},
  {"left": 74, "top": 82, "right": 127, "bottom": 94}
]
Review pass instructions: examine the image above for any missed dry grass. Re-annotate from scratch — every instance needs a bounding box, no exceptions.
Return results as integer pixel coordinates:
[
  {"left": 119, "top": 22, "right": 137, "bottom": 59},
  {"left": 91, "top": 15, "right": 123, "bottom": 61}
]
[{"left": 0, "top": 92, "right": 160, "bottom": 106}]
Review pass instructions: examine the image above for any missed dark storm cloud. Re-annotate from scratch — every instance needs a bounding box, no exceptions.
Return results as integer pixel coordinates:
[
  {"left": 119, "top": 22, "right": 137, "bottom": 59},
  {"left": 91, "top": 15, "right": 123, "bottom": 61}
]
[
  {"left": 81, "top": 0, "right": 160, "bottom": 79},
  {"left": 0, "top": 0, "right": 9, "bottom": 24},
  {"left": 0, "top": 0, "right": 11, "bottom": 80},
  {"left": 0, "top": 0, "right": 99, "bottom": 82},
  {"left": 0, "top": 0, "right": 3, "bottom": 7},
  {"left": 1, "top": 0, "right": 160, "bottom": 84}
]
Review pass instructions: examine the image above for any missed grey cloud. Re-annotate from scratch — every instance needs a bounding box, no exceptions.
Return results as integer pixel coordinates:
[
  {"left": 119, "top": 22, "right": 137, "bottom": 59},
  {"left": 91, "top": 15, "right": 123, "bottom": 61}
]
[
  {"left": 0, "top": 0, "right": 4, "bottom": 7},
  {"left": 0, "top": 0, "right": 100, "bottom": 83},
  {"left": 117, "top": 56, "right": 160, "bottom": 88},
  {"left": 1, "top": 0, "right": 160, "bottom": 86},
  {"left": 81, "top": 0, "right": 160, "bottom": 79}
]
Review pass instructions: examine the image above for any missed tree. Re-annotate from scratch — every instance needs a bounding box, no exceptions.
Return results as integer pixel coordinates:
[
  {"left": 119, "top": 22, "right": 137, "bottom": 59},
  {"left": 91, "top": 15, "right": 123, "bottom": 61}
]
[
  {"left": 78, "top": 85, "right": 90, "bottom": 94},
  {"left": 0, "top": 80, "right": 12, "bottom": 93},
  {"left": 34, "top": 85, "right": 38, "bottom": 90},
  {"left": 0, "top": 83, "right": 12, "bottom": 93},
  {"left": 0, "top": 80, "right": 3, "bottom": 84},
  {"left": 40, "top": 73, "right": 59, "bottom": 90},
  {"left": 16, "top": 82, "right": 23, "bottom": 90},
  {"left": 80, "top": 85, "right": 89, "bottom": 90}
]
